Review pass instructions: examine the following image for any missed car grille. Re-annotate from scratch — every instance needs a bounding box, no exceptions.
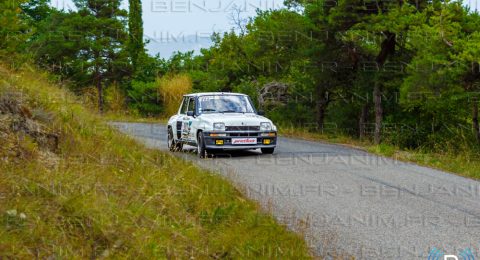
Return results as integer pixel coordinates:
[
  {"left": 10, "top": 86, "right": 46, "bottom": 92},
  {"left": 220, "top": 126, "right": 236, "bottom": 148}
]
[
  {"left": 225, "top": 126, "right": 260, "bottom": 131},
  {"left": 229, "top": 133, "right": 259, "bottom": 137}
]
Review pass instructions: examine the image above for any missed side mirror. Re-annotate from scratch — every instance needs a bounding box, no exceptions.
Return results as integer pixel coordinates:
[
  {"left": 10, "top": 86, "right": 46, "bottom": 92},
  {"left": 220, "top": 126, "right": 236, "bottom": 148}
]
[
  {"left": 257, "top": 110, "right": 265, "bottom": 116},
  {"left": 187, "top": 111, "right": 195, "bottom": 117}
]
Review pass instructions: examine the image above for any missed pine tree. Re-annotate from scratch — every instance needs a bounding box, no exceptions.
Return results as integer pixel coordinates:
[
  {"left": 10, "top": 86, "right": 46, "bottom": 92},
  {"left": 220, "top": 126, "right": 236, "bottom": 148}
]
[
  {"left": 72, "top": 0, "right": 130, "bottom": 113},
  {"left": 128, "top": 0, "right": 144, "bottom": 70},
  {"left": 21, "top": 0, "right": 52, "bottom": 22},
  {"left": 0, "top": 0, "right": 28, "bottom": 58}
]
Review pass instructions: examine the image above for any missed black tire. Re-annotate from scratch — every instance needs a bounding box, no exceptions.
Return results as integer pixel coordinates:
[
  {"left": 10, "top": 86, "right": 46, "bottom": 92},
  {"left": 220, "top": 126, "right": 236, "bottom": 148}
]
[
  {"left": 168, "top": 128, "right": 182, "bottom": 152},
  {"left": 261, "top": 148, "right": 275, "bottom": 154},
  {"left": 197, "top": 131, "right": 207, "bottom": 158}
]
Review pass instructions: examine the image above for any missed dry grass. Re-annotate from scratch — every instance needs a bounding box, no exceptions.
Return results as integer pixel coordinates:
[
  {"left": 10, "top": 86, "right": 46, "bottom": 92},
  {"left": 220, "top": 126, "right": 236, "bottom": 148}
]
[
  {"left": 80, "top": 86, "right": 99, "bottom": 111},
  {"left": 105, "top": 83, "right": 127, "bottom": 113},
  {"left": 81, "top": 84, "right": 128, "bottom": 114},
  {"left": 0, "top": 64, "right": 311, "bottom": 259},
  {"left": 157, "top": 74, "right": 192, "bottom": 116}
]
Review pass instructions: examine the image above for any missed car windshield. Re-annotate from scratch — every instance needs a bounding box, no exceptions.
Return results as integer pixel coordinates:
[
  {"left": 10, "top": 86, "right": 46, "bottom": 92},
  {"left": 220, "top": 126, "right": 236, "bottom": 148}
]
[{"left": 197, "top": 95, "right": 256, "bottom": 114}]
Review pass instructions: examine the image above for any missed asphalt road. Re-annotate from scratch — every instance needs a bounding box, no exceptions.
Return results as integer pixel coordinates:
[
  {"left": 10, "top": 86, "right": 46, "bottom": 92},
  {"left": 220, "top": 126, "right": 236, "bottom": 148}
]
[{"left": 111, "top": 122, "right": 480, "bottom": 259}]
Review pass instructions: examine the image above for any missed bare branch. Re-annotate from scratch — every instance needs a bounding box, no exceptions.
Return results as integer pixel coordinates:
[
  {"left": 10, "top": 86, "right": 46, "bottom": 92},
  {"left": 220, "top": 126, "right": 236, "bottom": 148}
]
[{"left": 228, "top": 5, "right": 248, "bottom": 35}]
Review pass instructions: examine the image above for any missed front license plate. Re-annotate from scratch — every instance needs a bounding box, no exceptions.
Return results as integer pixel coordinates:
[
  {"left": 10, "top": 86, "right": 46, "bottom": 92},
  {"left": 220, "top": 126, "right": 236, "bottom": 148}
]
[{"left": 231, "top": 138, "right": 257, "bottom": 145}]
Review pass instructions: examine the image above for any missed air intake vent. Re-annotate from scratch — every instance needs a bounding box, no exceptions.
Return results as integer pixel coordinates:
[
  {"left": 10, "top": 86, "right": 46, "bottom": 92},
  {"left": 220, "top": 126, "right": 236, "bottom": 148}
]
[{"left": 225, "top": 126, "right": 260, "bottom": 131}]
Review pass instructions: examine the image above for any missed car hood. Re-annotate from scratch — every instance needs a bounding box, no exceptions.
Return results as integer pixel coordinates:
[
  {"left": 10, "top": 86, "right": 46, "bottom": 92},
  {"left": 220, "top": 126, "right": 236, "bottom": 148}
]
[{"left": 199, "top": 113, "right": 273, "bottom": 126}]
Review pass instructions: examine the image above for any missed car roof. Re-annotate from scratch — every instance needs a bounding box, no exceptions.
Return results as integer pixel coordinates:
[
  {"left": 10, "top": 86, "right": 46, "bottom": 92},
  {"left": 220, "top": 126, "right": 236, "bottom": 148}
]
[{"left": 184, "top": 92, "right": 248, "bottom": 97}]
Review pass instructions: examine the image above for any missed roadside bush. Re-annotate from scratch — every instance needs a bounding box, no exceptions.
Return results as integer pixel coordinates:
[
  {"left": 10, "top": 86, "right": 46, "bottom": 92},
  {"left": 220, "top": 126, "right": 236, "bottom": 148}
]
[
  {"left": 158, "top": 74, "right": 192, "bottom": 116},
  {"left": 127, "top": 80, "right": 162, "bottom": 116}
]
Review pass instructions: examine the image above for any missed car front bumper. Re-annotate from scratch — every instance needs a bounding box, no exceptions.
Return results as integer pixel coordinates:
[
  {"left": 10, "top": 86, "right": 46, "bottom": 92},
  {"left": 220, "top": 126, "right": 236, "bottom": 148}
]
[{"left": 203, "top": 131, "right": 277, "bottom": 150}]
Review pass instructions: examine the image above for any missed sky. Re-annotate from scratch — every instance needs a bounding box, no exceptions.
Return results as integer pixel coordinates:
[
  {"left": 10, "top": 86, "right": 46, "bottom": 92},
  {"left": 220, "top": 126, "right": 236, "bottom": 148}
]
[
  {"left": 50, "top": 0, "right": 285, "bottom": 58},
  {"left": 50, "top": 0, "right": 479, "bottom": 59}
]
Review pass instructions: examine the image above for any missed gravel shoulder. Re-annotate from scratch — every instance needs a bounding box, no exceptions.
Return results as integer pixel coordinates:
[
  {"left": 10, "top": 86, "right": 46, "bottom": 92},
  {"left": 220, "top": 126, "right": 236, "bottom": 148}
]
[{"left": 111, "top": 122, "right": 480, "bottom": 259}]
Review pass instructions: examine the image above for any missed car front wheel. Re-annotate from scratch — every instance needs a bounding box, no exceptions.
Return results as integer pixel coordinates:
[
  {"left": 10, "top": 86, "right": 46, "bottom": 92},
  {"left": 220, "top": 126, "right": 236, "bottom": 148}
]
[{"left": 261, "top": 148, "right": 275, "bottom": 154}]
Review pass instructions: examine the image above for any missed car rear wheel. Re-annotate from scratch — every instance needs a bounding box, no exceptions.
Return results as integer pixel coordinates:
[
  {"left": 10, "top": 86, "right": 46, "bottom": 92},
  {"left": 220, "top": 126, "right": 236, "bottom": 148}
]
[
  {"left": 261, "top": 148, "right": 275, "bottom": 154},
  {"left": 197, "top": 131, "right": 207, "bottom": 158},
  {"left": 168, "top": 128, "right": 182, "bottom": 152}
]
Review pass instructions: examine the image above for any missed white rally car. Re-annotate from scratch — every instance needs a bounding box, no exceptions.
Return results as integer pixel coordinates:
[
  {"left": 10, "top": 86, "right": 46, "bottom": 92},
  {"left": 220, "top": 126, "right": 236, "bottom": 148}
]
[{"left": 167, "top": 92, "right": 278, "bottom": 158}]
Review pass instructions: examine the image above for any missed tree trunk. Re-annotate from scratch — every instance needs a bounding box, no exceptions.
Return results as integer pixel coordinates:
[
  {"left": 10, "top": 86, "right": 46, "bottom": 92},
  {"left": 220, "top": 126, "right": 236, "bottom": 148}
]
[
  {"left": 473, "top": 96, "right": 480, "bottom": 144},
  {"left": 317, "top": 99, "right": 326, "bottom": 132},
  {"left": 97, "top": 80, "right": 103, "bottom": 113},
  {"left": 373, "top": 81, "right": 383, "bottom": 145},
  {"left": 95, "top": 65, "right": 104, "bottom": 113},
  {"left": 359, "top": 103, "right": 369, "bottom": 139},
  {"left": 316, "top": 84, "right": 328, "bottom": 133},
  {"left": 93, "top": 48, "right": 104, "bottom": 113},
  {"left": 372, "top": 32, "right": 396, "bottom": 145}
]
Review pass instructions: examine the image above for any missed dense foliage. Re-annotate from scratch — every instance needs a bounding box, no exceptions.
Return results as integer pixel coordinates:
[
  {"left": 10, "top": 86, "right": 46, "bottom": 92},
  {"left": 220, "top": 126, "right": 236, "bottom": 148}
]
[
  {"left": 1, "top": 0, "right": 479, "bottom": 153},
  {"left": 1, "top": 0, "right": 29, "bottom": 60},
  {"left": 159, "top": 0, "right": 480, "bottom": 154}
]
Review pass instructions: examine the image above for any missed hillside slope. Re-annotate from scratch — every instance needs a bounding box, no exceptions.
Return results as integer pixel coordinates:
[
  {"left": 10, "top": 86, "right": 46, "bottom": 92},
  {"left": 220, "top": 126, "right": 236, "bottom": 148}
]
[{"left": 0, "top": 64, "right": 310, "bottom": 258}]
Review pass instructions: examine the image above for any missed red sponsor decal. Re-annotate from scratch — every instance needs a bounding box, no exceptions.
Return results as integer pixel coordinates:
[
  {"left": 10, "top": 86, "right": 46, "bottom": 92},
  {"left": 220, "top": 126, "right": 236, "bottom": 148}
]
[{"left": 232, "top": 138, "right": 257, "bottom": 144}]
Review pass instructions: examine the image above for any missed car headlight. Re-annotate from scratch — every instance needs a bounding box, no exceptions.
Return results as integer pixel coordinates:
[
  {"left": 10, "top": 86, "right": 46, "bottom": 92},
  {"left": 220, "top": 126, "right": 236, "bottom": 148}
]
[
  {"left": 213, "top": 122, "right": 225, "bottom": 131},
  {"left": 260, "top": 122, "right": 272, "bottom": 131}
]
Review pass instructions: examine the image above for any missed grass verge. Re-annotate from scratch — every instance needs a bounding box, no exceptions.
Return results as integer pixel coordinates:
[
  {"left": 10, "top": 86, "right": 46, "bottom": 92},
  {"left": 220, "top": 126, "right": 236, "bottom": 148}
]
[
  {"left": 280, "top": 127, "right": 480, "bottom": 180},
  {"left": 0, "top": 64, "right": 311, "bottom": 258}
]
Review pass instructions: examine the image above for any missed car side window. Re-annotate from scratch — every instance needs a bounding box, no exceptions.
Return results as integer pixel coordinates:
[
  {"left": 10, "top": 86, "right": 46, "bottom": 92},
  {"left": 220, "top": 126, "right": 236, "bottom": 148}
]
[
  {"left": 179, "top": 97, "right": 188, "bottom": 114},
  {"left": 187, "top": 97, "right": 195, "bottom": 113}
]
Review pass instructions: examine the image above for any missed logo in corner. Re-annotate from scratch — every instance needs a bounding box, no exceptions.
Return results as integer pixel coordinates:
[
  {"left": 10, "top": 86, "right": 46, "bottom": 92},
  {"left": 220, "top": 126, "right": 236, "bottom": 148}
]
[
  {"left": 428, "top": 248, "right": 444, "bottom": 260},
  {"left": 459, "top": 248, "right": 475, "bottom": 260},
  {"left": 428, "top": 248, "right": 475, "bottom": 260}
]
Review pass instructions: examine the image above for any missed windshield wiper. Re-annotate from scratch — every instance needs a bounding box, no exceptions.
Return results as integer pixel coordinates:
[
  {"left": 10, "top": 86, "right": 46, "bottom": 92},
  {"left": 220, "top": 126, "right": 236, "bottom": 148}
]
[
  {"left": 202, "top": 109, "right": 217, "bottom": 112},
  {"left": 220, "top": 110, "right": 239, "bottom": 113}
]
